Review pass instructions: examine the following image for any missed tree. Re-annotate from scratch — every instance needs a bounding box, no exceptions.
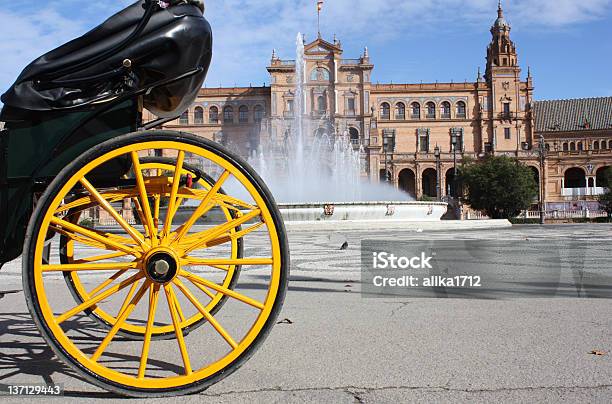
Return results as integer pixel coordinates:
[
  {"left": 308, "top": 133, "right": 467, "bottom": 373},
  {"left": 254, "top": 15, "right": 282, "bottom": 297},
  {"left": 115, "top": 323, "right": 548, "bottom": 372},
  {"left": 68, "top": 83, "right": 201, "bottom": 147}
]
[
  {"left": 598, "top": 167, "right": 612, "bottom": 219},
  {"left": 458, "top": 156, "right": 538, "bottom": 219}
]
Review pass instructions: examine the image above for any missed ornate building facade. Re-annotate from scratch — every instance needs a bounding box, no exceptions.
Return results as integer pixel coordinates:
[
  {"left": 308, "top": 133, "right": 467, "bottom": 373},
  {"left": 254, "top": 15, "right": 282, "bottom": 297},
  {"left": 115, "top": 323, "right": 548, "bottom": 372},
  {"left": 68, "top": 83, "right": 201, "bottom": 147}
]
[{"left": 148, "top": 3, "right": 611, "bottom": 209}]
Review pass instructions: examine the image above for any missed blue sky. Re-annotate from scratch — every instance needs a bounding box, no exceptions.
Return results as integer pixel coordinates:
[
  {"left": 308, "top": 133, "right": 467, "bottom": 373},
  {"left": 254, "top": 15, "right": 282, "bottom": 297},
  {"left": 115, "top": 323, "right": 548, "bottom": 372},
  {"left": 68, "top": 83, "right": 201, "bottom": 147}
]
[{"left": 0, "top": 0, "right": 611, "bottom": 101}]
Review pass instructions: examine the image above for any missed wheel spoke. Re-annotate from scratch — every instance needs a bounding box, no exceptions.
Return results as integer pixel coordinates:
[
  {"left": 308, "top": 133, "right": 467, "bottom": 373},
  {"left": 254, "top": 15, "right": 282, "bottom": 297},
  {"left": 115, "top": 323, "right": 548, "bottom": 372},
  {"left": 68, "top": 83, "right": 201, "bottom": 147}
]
[
  {"left": 162, "top": 151, "right": 185, "bottom": 239},
  {"left": 181, "top": 209, "right": 261, "bottom": 254},
  {"left": 89, "top": 269, "right": 130, "bottom": 296},
  {"left": 131, "top": 152, "right": 157, "bottom": 241},
  {"left": 42, "top": 262, "right": 138, "bottom": 272},
  {"left": 138, "top": 284, "right": 161, "bottom": 379},
  {"left": 164, "top": 284, "right": 192, "bottom": 375},
  {"left": 174, "top": 170, "right": 231, "bottom": 243},
  {"left": 180, "top": 222, "right": 264, "bottom": 250},
  {"left": 173, "top": 279, "right": 238, "bottom": 349},
  {"left": 91, "top": 280, "right": 150, "bottom": 362},
  {"left": 79, "top": 177, "right": 149, "bottom": 250},
  {"left": 72, "top": 251, "right": 128, "bottom": 264},
  {"left": 181, "top": 270, "right": 265, "bottom": 310},
  {"left": 167, "top": 283, "right": 186, "bottom": 323},
  {"left": 50, "top": 217, "right": 140, "bottom": 256},
  {"left": 56, "top": 272, "right": 144, "bottom": 324},
  {"left": 182, "top": 257, "right": 272, "bottom": 267}
]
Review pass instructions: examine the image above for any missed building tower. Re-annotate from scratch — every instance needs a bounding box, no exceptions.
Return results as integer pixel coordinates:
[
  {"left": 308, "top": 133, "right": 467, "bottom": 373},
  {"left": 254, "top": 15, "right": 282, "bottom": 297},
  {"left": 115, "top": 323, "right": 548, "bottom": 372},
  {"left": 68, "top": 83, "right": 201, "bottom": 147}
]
[{"left": 483, "top": 0, "right": 532, "bottom": 153}]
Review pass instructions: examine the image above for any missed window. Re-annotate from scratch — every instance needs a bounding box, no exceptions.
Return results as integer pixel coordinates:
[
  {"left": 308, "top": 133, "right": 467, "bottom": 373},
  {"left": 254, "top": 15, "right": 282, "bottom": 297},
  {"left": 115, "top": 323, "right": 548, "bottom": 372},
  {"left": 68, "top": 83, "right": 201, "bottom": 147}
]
[
  {"left": 223, "top": 106, "right": 234, "bottom": 123},
  {"left": 609, "top": 140, "right": 612, "bottom": 149},
  {"left": 347, "top": 98, "right": 356, "bottom": 115},
  {"left": 456, "top": 101, "right": 466, "bottom": 118},
  {"left": 418, "top": 129, "right": 430, "bottom": 153},
  {"left": 577, "top": 142, "right": 583, "bottom": 151},
  {"left": 395, "top": 103, "right": 406, "bottom": 120},
  {"left": 441, "top": 102, "right": 451, "bottom": 119},
  {"left": 239, "top": 105, "right": 249, "bottom": 123},
  {"left": 411, "top": 102, "right": 421, "bottom": 119},
  {"left": 563, "top": 142, "right": 568, "bottom": 151},
  {"left": 451, "top": 128, "right": 463, "bottom": 152},
  {"left": 194, "top": 107, "right": 204, "bottom": 124},
  {"left": 382, "top": 129, "right": 395, "bottom": 153},
  {"left": 349, "top": 127, "right": 360, "bottom": 147},
  {"left": 209, "top": 106, "right": 219, "bottom": 123},
  {"left": 426, "top": 102, "right": 436, "bottom": 119},
  {"left": 503, "top": 103, "right": 511, "bottom": 116},
  {"left": 310, "top": 67, "right": 330, "bottom": 81},
  {"left": 570, "top": 142, "right": 576, "bottom": 151},
  {"left": 254, "top": 105, "right": 264, "bottom": 122},
  {"left": 179, "top": 110, "right": 189, "bottom": 125},
  {"left": 317, "top": 96, "right": 327, "bottom": 113},
  {"left": 594, "top": 141, "right": 600, "bottom": 150},
  {"left": 286, "top": 99, "right": 294, "bottom": 115},
  {"left": 380, "top": 103, "right": 390, "bottom": 120},
  {"left": 504, "top": 128, "right": 511, "bottom": 140}
]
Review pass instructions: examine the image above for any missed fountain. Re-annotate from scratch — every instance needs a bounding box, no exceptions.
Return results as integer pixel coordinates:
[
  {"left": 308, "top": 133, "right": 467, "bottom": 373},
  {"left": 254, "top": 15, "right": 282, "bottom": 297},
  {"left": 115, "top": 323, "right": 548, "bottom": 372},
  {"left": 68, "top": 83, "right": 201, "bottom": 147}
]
[{"left": 246, "top": 33, "right": 447, "bottom": 223}]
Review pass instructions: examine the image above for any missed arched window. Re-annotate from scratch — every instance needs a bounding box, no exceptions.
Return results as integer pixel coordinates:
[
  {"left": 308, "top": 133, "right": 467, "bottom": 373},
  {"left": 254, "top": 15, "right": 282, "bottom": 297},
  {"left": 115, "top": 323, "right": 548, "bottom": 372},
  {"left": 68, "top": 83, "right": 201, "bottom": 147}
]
[
  {"left": 223, "top": 106, "right": 234, "bottom": 123},
  {"left": 609, "top": 140, "right": 612, "bottom": 149},
  {"left": 349, "top": 127, "right": 360, "bottom": 147},
  {"left": 441, "top": 102, "right": 451, "bottom": 119},
  {"left": 317, "top": 95, "right": 327, "bottom": 113},
  {"left": 239, "top": 105, "right": 249, "bottom": 123},
  {"left": 310, "top": 67, "right": 330, "bottom": 81},
  {"left": 456, "top": 101, "right": 466, "bottom": 118},
  {"left": 570, "top": 142, "right": 576, "bottom": 151},
  {"left": 564, "top": 167, "right": 586, "bottom": 188},
  {"left": 594, "top": 141, "right": 600, "bottom": 150},
  {"left": 426, "top": 102, "right": 436, "bottom": 119},
  {"left": 563, "top": 142, "right": 568, "bottom": 151},
  {"left": 380, "top": 103, "right": 390, "bottom": 120},
  {"left": 395, "top": 102, "right": 406, "bottom": 120},
  {"left": 411, "top": 102, "right": 421, "bottom": 119},
  {"left": 254, "top": 105, "right": 264, "bottom": 122},
  {"left": 209, "top": 106, "right": 219, "bottom": 123},
  {"left": 179, "top": 110, "right": 189, "bottom": 125},
  {"left": 194, "top": 107, "right": 204, "bottom": 124},
  {"left": 577, "top": 141, "right": 583, "bottom": 151}
]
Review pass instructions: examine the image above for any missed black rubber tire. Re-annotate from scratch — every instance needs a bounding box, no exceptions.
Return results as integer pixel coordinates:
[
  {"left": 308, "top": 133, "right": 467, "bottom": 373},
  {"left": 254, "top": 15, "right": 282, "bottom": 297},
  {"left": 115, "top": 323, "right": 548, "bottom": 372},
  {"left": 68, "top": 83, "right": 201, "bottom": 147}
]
[
  {"left": 59, "top": 156, "right": 244, "bottom": 341},
  {"left": 22, "top": 130, "right": 289, "bottom": 397}
]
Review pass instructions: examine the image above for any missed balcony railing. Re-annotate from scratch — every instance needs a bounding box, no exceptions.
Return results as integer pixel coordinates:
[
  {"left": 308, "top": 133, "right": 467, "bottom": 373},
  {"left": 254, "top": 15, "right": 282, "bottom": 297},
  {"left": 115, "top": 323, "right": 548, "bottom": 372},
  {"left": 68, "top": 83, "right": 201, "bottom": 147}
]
[
  {"left": 340, "top": 58, "right": 361, "bottom": 65},
  {"left": 561, "top": 187, "right": 606, "bottom": 197}
]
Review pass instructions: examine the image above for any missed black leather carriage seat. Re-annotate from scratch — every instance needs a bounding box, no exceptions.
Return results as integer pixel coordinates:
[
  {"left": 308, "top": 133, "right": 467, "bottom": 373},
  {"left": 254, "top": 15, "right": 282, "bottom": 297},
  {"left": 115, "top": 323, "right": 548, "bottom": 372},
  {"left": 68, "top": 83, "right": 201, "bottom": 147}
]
[{"left": 1, "top": 0, "right": 211, "bottom": 121}]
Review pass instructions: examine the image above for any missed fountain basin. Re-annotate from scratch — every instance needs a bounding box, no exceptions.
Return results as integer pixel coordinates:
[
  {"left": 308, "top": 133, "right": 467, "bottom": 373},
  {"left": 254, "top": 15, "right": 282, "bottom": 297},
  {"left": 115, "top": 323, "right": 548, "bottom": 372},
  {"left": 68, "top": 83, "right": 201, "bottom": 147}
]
[{"left": 278, "top": 201, "right": 448, "bottom": 222}]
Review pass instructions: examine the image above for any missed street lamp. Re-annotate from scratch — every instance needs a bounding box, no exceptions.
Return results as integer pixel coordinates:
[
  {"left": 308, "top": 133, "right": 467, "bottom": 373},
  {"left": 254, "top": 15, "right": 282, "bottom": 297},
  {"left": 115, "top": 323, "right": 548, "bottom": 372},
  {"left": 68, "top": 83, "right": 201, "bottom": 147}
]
[
  {"left": 450, "top": 133, "right": 458, "bottom": 198},
  {"left": 434, "top": 145, "right": 441, "bottom": 201},
  {"left": 538, "top": 134, "right": 546, "bottom": 225}
]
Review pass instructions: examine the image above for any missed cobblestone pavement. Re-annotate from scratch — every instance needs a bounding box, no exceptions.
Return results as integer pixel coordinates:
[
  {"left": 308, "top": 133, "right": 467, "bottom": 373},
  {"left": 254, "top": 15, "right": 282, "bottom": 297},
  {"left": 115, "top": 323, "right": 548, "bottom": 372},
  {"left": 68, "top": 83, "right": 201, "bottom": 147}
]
[{"left": 0, "top": 224, "right": 610, "bottom": 402}]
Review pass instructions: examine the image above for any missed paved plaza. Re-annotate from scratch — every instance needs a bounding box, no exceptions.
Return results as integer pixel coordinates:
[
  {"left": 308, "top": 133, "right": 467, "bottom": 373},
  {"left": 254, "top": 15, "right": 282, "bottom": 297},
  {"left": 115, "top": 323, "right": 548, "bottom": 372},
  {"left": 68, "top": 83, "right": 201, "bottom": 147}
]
[{"left": 0, "top": 224, "right": 610, "bottom": 402}]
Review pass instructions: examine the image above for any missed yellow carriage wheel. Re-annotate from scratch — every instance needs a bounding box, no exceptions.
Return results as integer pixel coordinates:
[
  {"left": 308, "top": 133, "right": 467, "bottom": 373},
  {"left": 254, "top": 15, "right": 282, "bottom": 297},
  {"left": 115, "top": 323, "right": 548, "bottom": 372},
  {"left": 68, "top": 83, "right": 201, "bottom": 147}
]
[
  {"left": 23, "top": 131, "right": 289, "bottom": 397},
  {"left": 60, "top": 158, "right": 243, "bottom": 340}
]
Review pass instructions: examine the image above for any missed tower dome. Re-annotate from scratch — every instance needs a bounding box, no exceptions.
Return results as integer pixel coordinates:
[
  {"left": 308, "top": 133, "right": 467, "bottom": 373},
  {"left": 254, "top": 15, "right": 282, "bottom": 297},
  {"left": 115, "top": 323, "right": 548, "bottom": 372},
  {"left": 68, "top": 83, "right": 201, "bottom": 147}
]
[{"left": 493, "top": 1, "right": 510, "bottom": 29}]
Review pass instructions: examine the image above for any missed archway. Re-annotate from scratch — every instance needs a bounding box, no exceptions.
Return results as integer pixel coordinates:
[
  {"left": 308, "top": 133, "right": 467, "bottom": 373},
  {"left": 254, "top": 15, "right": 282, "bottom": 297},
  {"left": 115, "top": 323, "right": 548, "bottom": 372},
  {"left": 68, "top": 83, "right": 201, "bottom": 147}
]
[
  {"left": 596, "top": 166, "right": 611, "bottom": 188},
  {"left": 445, "top": 168, "right": 460, "bottom": 197},
  {"left": 564, "top": 167, "right": 586, "bottom": 188},
  {"left": 422, "top": 168, "right": 437, "bottom": 198},
  {"left": 398, "top": 169, "right": 416, "bottom": 198}
]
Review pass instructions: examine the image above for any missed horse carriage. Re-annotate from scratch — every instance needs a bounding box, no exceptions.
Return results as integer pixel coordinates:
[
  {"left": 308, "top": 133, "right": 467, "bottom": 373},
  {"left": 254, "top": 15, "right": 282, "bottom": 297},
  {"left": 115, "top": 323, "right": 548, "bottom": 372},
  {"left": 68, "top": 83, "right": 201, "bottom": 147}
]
[{"left": 0, "top": 0, "right": 288, "bottom": 396}]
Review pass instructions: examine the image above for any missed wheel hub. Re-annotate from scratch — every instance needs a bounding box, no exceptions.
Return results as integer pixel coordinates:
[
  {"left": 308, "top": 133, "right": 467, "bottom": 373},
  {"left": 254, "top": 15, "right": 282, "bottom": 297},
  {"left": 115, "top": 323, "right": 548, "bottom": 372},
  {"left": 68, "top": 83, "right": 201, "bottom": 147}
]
[{"left": 145, "top": 250, "right": 179, "bottom": 283}]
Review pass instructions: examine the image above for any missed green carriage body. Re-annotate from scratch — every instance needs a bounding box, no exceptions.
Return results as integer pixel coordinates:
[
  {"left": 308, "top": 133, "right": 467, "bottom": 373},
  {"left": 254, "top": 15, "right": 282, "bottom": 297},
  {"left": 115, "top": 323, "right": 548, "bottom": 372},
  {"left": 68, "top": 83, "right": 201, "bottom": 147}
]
[{"left": 0, "top": 101, "right": 139, "bottom": 263}]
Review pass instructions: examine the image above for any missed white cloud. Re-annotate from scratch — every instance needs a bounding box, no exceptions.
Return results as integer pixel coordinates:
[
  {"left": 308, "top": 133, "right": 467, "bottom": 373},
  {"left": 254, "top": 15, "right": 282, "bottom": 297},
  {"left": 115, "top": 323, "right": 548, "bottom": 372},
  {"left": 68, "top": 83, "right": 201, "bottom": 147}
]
[{"left": 0, "top": 0, "right": 609, "bottom": 99}]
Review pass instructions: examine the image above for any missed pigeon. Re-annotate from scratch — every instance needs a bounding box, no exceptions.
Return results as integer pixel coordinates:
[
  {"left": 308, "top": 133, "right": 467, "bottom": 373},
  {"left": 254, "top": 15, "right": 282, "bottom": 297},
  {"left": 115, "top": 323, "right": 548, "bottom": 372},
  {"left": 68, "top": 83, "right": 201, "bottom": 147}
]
[{"left": 340, "top": 241, "right": 349, "bottom": 250}]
